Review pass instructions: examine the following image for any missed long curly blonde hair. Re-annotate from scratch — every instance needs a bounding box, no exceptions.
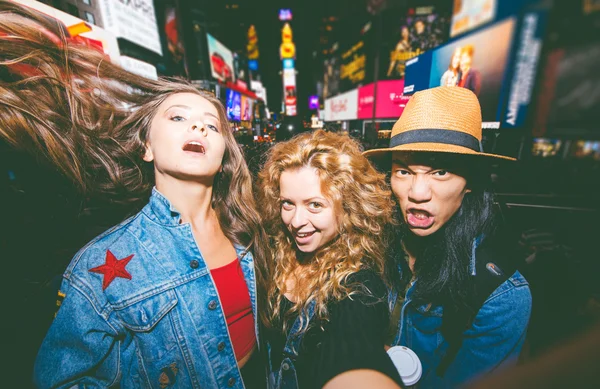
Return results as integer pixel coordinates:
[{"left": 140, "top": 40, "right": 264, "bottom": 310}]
[{"left": 258, "top": 130, "right": 396, "bottom": 331}]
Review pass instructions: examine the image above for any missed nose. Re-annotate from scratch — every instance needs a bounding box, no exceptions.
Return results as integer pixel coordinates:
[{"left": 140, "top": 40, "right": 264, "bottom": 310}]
[
  {"left": 408, "top": 174, "right": 432, "bottom": 203},
  {"left": 190, "top": 121, "right": 208, "bottom": 137},
  {"left": 290, "top": 207, "right": 308, "bottom": 230}
]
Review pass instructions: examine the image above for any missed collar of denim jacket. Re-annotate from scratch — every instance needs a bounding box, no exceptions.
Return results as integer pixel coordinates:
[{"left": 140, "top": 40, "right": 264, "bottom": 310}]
[{"left": 144, "top": 187, "right": 182, "bottom": 226}]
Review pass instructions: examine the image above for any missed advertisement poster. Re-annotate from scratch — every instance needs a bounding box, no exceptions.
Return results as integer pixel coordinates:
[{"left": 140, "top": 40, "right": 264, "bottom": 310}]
[
  {"left": 531, "top": 138, "right": 562, "bottom": 157},
  {"left": 97, "top": 0, "right": 162, "bottom": 55},
  {"left": 207, "top": 33, "right": 235, "bottom": 83},
  {"left": 428, "top": 18, "right": 516, "bottom": 122},
  {"left": 241, "top": 96, "right": 254, "bottom": 121},
  {"left": 160, "top": 1, "right": 187, "bottom": 77},
  {"left": 234, "top": 53, "right": 249, "bottom": 89},
  {"left": 226, "top": 89, "right": 241, "bottom": 121},
  {"left": 14, "top": 0, "right": 120, "bottom": 61},
  {"left": 450, "top": 0, "right": 497, "bottom": 37},
  {"left": 323, "top": 56, "right": 341, "bottom": 99},
  {"left": 358, "top": 83, "right": 375, "bottom": 119},
  {"left": 380, "top": 5, "right": 450, "bottom": 80},
  {"left": 375, "top": 80, "right": 410, "bottom": 118},
  {"left": 339, "top": 21, "right": 374, "bottom": 93},
  {"left": 358, "top": 81, "right": 409, "bottom": 119},
  {"left": 503, "top": 11, "right": 547, "bottom": 128},
  {"left": 324, "top": 89, "right": 358, "bottom": 121},
  {"left": 534, "top": 42, "right": 600, "bottom": 137}
]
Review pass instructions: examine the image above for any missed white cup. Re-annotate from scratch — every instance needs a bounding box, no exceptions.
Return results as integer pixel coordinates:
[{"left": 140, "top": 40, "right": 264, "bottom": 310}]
[{"left": 387, "top": 346, "right": 422, "bottom": 387}]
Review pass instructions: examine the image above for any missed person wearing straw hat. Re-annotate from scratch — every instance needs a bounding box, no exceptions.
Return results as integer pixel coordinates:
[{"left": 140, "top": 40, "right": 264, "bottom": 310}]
[{"left": 365, "top": 87, "right": 532, "bottom": 388}]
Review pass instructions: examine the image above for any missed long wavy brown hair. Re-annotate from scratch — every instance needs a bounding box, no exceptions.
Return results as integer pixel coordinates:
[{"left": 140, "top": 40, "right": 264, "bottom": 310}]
[
  {"left": 258, "top": 130, "right": 396, "bottom": 331},
  {"left": 0, "top": 0, "right": 270, "bottom": 322}
]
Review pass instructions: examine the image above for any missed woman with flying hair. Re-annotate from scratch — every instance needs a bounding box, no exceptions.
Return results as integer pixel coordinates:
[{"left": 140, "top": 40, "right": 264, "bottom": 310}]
[
  {"left": 258, "top": 130, "right": 403, "bottom": 389},
  {"left": 0, "top": 2, "right": 268, "bottom": 388}
]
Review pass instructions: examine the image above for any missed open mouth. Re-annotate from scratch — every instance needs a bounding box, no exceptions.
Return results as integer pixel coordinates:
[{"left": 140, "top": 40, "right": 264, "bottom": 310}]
[
  {"left": 407, "top": 209, "right": 435, "bottom": 228},
  {"left": 296, "top": 231, "right": 316, "bottom": 238},
  {"left": 182, "top": 140, "right": 206, "bottom": 154}
]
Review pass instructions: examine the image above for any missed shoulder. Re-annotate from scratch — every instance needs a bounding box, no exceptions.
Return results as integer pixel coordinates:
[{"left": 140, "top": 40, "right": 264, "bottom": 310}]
[
  {"left": 486, "top": 270, "right": 531, "bottom": 304},
  {"left": 65, "top": 213, "right": 141, "bottom": 278},
  {"left": 345, "top": 269, "right": 388, "bottom": 301}
]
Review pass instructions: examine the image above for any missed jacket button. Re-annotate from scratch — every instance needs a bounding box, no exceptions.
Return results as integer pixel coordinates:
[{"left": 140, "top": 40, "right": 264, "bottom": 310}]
[
  {"left": 208, "top": 300, "right": 217, "bottom": 310},
  {"left": 282, "top": 362, "right": 290, "bottom": 371},
  {"left": 190, "top": 260, "right": 199, "bottom": 269},
  {"left": 228, "top": 377, "right": 236, "bottom": 387},
  {"left": 217, "top": 342, "right": 226, "bottom": 351}
]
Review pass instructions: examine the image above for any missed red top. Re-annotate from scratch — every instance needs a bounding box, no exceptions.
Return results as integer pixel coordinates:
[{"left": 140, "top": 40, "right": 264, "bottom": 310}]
[{"left": 211, "top": 259, "right": 256, "bottom": 361}]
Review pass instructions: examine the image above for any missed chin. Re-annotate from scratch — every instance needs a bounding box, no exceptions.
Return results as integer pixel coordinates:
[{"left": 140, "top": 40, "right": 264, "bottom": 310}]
[{"left": 407, "top": 225, "right": 440, "bottom": 237}]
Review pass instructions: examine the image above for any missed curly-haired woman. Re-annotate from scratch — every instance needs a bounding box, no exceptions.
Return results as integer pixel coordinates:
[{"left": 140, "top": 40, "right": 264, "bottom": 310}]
[{"left": 258, "top": 130, "right": 403, "bottom": 389}]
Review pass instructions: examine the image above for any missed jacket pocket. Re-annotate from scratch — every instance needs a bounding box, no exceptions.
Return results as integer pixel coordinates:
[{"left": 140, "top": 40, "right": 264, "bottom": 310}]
[
  {"left": 115, "top": 289, "right": 180, "bottom": 361},
  {"left": 410, "top": 303, "right": 444, "bottom": 334}
]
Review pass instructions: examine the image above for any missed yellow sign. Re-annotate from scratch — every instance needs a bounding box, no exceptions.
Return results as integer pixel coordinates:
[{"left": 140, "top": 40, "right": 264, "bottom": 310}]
[{"left": 279, "top": 23, "right": 296, "bottom": 59}]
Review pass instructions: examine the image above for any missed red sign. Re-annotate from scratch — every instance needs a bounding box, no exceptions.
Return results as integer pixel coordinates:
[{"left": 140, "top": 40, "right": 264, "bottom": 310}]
[
  {"left": 358, "top": 83, "right": 375, "bottom": 119},
  {"left": 358, "top": 80, "right": 409, "bottom": 119}
]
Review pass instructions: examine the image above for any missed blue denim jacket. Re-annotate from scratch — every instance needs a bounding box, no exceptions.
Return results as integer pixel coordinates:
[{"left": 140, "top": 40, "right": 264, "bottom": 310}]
[
  {"left": 388, "top": 240, "right": 532, "bottom": 388},
  {"left": 34, "top": 188, "right": 259, "bottom": 389}
]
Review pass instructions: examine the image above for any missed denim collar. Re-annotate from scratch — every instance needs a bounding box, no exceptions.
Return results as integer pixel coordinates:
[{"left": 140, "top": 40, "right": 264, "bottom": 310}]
[
  {"left": 143, "top": 187, "right": 183, "bottom": 226},
  {"left": 397, "top": 234, "right": 485, "bottom": 279},
  {"left": 144, "top": 187, "right": 252, "bottom": 259}
]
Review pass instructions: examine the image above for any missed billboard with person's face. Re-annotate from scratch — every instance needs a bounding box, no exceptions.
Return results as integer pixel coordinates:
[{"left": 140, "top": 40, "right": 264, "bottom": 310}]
[
  {"left": 428, "top": 17, "right": 516, "bottom": 123},
  {"left": 379, "top": 5, "right": 450, "bottom": 80},
  {"left": 207, "top": 33, "right": 235, "bottom": 83}
]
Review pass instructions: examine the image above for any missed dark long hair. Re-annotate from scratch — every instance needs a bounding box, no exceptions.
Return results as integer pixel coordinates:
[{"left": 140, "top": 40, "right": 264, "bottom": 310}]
[
  {"left": 0, "top": 1, "right": 271, "bottom": 323},
  {"left": 386, "top": 169, "right": 498, "bottom": 309}
]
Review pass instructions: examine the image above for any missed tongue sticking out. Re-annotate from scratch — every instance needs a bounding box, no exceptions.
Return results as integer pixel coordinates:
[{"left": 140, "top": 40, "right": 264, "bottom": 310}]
[
  {"left": 183, "top": 143, "right": 205, "bottom": 153},
  {"left": 407, "top": 210, "right": 434, "bottom": 228}
]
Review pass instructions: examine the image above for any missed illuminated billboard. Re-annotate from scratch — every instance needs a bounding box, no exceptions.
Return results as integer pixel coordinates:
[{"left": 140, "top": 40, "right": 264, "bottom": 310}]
[{"left": 206, "top": 33, "right": 235, "bottom": 83}]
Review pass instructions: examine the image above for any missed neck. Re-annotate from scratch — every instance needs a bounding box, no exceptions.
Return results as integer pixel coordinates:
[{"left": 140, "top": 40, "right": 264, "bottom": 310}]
[
  {"left": 462, "top": 67, "right": 470, "bottom": 73},
  {"left": 155, "top": 174, "right": 215, "bottom": 225},
  {"left": 402, "top": 233, "right": 429, "bottom": 273}
]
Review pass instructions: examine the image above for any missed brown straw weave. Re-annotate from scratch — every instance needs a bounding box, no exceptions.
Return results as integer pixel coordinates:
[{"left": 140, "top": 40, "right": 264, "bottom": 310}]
[{"left": 363, "top": 86, "right": 516, "bottom": 161}]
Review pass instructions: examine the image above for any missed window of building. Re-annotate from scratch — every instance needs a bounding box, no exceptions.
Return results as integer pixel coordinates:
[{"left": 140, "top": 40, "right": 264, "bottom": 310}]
[
  {"left": 66, "top": 3, "right": 78, "bottom": 17},
  {"left": 84, "top": 11, "right": 95, "bottom": 25},
  {"left": 82, "top": 0, "right": 91, "bottom": 5}
]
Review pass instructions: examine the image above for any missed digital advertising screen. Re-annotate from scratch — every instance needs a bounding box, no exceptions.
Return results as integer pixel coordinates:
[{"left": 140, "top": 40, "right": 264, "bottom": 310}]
[
  {"left": 379, "top": 5, "right": 450, "bottom": 80},
  {"left": 531, "top": 138, "right": 562, "bottom": 158},
  {"left": 338, "top": 21, "right": 374, "bottom": 93},
  {"left": 226, "top": 89, "right": 241, "bottom": 121},
  {"left": 451, "top": 0, "right": 498, "bottom": 37},
  {"left": 428, "top": 17, "right": 516, "bottom": 123},
  {"left": 533, "top": 41, "right": 600, "bottom": 137},
  {"left": 570, "top": 141, "right": 600, "bottom": 161},
  {"left": 241, "top": 96, "right": 254, "bottom": 121},
  {"left": 206, "top": 33, "right": 235, "bottom": 83}
]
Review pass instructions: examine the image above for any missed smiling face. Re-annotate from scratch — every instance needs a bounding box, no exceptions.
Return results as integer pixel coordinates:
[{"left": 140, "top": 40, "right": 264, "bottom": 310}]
[
  {"left": 143, "top": 93, "right": 226, "bottom": 183},
  {"left": 279, "top": 167, "right": 338, "bottom": 254},
  {"left": 391, "top": 152, "right": 471, "bottom": 237}
]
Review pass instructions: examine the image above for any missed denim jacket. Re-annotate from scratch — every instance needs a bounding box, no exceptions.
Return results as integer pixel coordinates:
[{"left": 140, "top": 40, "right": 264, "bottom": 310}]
[
  {"left": 388, "top": 239, "right": 532, "bottom": 388},
  {"left": 34, "top": 188, "right": 259, "bottom": 389}
]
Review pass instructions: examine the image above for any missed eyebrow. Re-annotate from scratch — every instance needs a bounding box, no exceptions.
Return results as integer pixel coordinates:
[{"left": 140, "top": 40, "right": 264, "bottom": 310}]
[{"left": 165, "top": 106, "right": 220, "bottom": 120}]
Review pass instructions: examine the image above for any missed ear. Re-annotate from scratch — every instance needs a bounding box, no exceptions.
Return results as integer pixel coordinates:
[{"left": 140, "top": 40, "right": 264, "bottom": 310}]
[
  {"left": 465, "top": 187, "right": 472, "bottom": 194},
  {"left": 142, "top": 143, "right": 154, "bottom": 162}
]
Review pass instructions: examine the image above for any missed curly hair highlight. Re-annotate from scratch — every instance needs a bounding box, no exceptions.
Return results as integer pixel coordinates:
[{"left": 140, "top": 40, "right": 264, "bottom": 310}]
[{"left": 258, "top": 130, "right": 396, "bottom": 331}]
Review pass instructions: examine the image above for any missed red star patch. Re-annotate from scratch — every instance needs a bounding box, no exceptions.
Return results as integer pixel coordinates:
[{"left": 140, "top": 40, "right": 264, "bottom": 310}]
[{"left": 89, "top": 250, "right": 134, "bottom": 290}]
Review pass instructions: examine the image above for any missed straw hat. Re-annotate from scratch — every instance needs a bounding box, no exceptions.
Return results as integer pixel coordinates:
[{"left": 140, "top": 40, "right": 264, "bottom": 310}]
[{"left": 363, "top": 86, "right": 516, "bottom": 161}]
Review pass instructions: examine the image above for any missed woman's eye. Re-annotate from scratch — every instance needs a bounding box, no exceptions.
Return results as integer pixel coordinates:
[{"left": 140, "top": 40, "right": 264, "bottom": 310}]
[
  {"left": 170, "top": 115, "right": 186, "bottom": 122},
  {"left": 281, "top": 201, "right": 293, "bottom": 210},
  {"left": 309, "top": 202, "right": 323, "bottom": 209},
  {"left": 206, "top": 124, "right": 219, "bottom": 132}
]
